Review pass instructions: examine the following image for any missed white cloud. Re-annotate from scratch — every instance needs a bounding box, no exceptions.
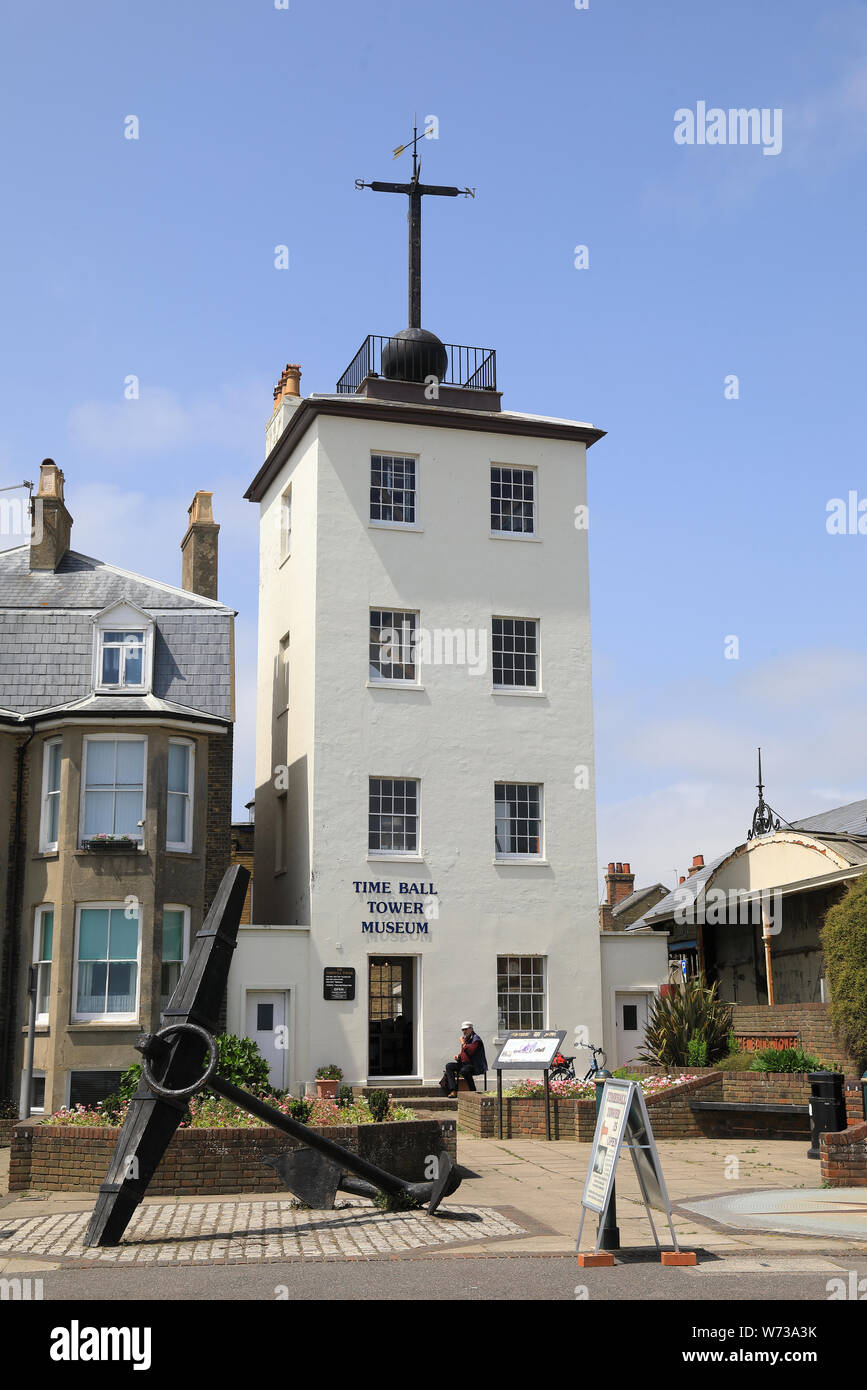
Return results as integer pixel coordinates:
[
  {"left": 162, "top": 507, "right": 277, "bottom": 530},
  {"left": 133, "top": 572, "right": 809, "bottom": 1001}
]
[
  {"left": 68, "top": 382, "right": 266, "bottom": 456},
  {"left": 595, "top": 645, "right": 867, "bottom": 895}
]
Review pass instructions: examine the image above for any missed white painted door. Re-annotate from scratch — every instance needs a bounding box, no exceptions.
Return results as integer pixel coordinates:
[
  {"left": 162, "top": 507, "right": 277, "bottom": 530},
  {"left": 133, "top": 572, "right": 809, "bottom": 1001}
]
[
  {"left": 245, "top": 990, "right": 288, "bottom": 1089},
  {"left": 615, "top": 992, "right": 650, "bottom": 1069}
]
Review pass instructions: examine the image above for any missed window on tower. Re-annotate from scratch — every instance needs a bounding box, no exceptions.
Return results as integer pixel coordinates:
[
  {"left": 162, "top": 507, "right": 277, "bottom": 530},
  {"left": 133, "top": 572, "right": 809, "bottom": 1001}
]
[
  {"left": 497, "top": 956, "right": 546, "bottom": 1030},
  {"left": 369, "top": 777, "right": 419, "bottom": 855},
  {"left": 492, "top": 618, "right": 539, "bottom": 689},
  {"left": 491, "top": 465, "right": 536, "bottom": 536},
  {"left": 370, "top": 454, "right": 417, "bottom": 526},
  {"left": 369, "top": 609, "right": 419, "bottom": 683},
  {"left": 494, "top": 782, "right": 543, "bottom": 858}
]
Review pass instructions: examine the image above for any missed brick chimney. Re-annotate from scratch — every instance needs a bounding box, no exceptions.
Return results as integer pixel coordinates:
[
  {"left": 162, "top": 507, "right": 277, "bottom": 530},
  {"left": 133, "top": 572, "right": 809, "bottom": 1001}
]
[
  {"left": 266, "top": 362, "right": 303, "bottom": 458},
  {"left": 687, "top": 853, "right": 705, "bottom": 877},
  {"left": 181, "top": 491, "right": 219, "bottom": 600},
  {"left": 29, "top": 460, "right": 73, "bottom": 571},
  {"left": 600, "top": 861, "right": 636, "bottom": 930}
]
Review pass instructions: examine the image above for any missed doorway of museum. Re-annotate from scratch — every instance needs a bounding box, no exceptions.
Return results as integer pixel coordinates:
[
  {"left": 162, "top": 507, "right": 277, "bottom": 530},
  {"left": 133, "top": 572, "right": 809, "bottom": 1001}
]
[{"left": 368, "top": 957, "right": 416, "bottom": 1077}]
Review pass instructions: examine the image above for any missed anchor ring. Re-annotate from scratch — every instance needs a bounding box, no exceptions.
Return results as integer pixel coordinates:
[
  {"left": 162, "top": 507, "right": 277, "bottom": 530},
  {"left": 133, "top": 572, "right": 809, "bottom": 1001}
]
[{"left": 140, "top": 1022, "right": 218, "bottom": 1100}]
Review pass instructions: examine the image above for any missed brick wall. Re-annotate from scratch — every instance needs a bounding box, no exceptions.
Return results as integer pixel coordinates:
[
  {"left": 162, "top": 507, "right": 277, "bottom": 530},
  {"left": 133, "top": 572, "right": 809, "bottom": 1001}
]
[
  {"left": 0, "top": 731, "right": 30, "bottom": 1100},
  {"left": 845, "top": 1081, "right": 865, "bottom": 1126},
  {"left": 10, "top": 1117, "right": 456, "bottom": 1194},
  {"left": 0, "top": 1117, "right": 14, "bottom": 1147},
  {"left": 732, "top": 1003, "right": 856, "bottom": 1071},
  {"left": 205, "top": 729, "right": 233, "bottom": 1033},
  {"left": 821, "top": 1121, "right": 867, "bottom": 1187}
]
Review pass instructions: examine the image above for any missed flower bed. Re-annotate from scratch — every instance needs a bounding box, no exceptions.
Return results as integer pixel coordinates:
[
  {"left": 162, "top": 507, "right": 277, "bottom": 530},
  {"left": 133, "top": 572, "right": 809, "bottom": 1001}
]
[
  {"left": 505, "top": 1072, "right": 701, "bottom": 1100},
  {"left": 43, "top": 1091, "right": 418, "bottom": 1130}
]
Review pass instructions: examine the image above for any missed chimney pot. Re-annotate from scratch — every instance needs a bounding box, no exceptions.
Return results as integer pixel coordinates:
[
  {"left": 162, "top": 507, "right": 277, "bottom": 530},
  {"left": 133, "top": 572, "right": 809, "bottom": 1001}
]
[
  {"left": 273, "top": 362, "right": 302, "bottom": 410},
  {"left": 607, "top": 862, "right": 615, "bottom": 873}
]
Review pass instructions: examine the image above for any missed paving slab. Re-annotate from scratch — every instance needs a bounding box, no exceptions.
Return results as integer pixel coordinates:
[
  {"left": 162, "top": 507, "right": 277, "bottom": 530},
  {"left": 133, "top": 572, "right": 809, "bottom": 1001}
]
[{"left": 682, "top": 1189, "right": 867, "bottom": 1241}]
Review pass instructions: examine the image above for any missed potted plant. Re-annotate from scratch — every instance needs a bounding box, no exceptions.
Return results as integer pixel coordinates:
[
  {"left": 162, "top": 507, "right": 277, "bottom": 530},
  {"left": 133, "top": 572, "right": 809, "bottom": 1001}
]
[
  {"left": 315, "top": 1064, "right": 342, "bottom": 1098},
  {"left": 80, "top": 834, "right": 139, "bottom": 852}
]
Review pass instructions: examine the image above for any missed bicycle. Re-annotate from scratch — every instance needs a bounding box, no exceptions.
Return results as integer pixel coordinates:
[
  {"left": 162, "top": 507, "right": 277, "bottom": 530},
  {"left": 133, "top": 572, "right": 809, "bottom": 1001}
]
[{"left": 548, "top": 1042, "right": 607, "bottom": 1083}]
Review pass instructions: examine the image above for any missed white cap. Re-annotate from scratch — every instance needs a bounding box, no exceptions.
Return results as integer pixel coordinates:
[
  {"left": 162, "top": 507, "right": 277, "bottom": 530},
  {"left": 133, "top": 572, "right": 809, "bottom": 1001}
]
[{"left": 461, "top": 1020, "right": 473, "bottom": 1029}]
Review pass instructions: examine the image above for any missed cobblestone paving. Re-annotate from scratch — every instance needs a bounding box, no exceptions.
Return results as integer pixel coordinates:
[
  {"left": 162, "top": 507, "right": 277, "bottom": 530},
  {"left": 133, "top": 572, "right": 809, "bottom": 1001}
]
[{"left": 0, "top": 1200, "right": 525, "bottom": 1264}]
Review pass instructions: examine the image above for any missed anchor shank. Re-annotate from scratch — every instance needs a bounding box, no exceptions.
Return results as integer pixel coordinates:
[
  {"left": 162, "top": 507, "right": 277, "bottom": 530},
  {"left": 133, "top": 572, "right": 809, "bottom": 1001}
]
[{"left": 208, "top": 1075, "right": 409, "bottom": 1198}]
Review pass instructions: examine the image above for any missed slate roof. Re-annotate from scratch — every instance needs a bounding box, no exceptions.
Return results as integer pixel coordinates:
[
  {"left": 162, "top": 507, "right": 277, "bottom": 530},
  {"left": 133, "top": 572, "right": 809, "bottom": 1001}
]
[
  {"left": 0, "top": 546, "right": 234, "bottom": 722},
  {"left": 611, "top": 883, "right": 671, "bottom": 919},
  {"left": 790, "top": 798, "right": 867, "bottom": 835}
]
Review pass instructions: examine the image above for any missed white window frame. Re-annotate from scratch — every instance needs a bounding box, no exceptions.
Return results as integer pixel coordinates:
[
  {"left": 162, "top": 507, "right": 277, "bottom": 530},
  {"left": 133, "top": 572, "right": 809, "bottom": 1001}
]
[
  {"left": 79, "top": 734, "right": 147, "bottom": 848},
  {"left": 72, "top": 902, "right": 142, "bottom": 1023},
  {"left": 497, "top": 955, "right": 546, "bottom": 1031},
  {"left": 492, "top": 617, "right": 540, "bottom": 692},
  {"left": 160, "top": 905, "right": 190, "bottom": 1015},
  {"left": 368, "top": 608, "right": 420, "bottom": 685},
  {"left": 369, "top": 452, "right": 420, "bottom": 529},
  {"left": 280, "top": 484, "right": 292, "bottom": 562},
  {"left": 19, "top": 1070, "right": 46, "bottom": 1116},
  {"left": 490, "top": 464, "right": 537, "bottom": 539},
  {"left": 278, "top": 632, "right": 291, "bottom": 710},
  {"left": 92, "top": 602, "right": 154, "bottom": 695},
  {"left": 368, "top": 776, "right": 421, "bottom": 858},
  {"left": 494, "top": 782, "right": 544, "bottom": 861},
  {"left": 32, "top": 905, "right": 54, "bottom": 1025},
  {"left": 39, "top": 737, "right": 62, "bottom": 852},
  {"left": 166, "top": 738, "right": 195, "bottom": 854}
]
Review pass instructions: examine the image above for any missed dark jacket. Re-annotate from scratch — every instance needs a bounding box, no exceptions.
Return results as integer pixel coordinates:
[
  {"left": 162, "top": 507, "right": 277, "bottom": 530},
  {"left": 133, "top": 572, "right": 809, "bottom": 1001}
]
[{"left": 460, "top": 1033, "right": 488, "bottom": 1075}]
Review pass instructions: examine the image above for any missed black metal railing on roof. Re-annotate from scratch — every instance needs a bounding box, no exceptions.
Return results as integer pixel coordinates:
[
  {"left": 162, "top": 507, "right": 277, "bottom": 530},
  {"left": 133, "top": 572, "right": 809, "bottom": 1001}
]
[{"left": 336, "top": 335, "right": 496, "bottom": 394}]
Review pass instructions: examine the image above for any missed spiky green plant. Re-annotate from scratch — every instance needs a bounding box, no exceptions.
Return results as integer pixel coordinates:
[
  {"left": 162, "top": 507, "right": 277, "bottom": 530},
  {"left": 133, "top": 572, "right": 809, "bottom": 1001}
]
[{"left": 639, "top": 976, "right": 732, "bottom": 1067}]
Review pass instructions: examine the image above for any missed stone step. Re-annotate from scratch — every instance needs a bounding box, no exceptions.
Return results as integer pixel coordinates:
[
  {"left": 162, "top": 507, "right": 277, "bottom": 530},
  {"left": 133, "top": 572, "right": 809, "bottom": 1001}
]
[
  {"left": 393, "top": 1097, "right": 458, "bottom": 1113},
  {"left": 360, "top": 1085, "right": 445, "bottom": 1099}
]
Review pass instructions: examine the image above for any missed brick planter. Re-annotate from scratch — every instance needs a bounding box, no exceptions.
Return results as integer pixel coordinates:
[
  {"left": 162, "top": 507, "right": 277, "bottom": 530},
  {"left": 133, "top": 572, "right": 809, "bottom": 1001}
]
[
  {"left": 458, "top": 1073, "right": 723, "bottom": 1140},
  {"left": 821, "top": 1121, "right": 867, "bottom": 1187},
  {"left": 9, "top": 1117, "right": 456, "bottom": 1194},
  {"left": 458, "top": 1070, "right": 851, "bottom": 1141}
]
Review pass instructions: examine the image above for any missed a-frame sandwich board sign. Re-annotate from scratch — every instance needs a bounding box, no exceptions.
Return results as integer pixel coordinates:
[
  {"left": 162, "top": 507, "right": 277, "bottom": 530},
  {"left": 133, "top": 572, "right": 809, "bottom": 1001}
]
[{"left": 575, "top": 1078, "right": 682, "bottom": 1256}]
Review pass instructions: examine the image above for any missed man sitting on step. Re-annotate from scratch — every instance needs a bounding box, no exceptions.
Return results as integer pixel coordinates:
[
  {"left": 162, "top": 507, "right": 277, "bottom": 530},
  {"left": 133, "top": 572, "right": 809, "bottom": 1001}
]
[{"left": 439, "top": 1021, "right": 488, "bottom": 1096}]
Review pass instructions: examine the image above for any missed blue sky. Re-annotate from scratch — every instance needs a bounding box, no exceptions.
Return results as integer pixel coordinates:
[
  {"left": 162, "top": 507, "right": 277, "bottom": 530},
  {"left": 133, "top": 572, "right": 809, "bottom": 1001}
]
[{"left": 2, "top": 0, "right": 866, "bottom": 893}]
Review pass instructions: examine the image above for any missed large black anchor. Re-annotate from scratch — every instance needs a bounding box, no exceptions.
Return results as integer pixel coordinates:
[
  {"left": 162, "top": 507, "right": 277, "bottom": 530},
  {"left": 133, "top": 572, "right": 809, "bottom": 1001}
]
[{"left": 83, "top": 865, "right": 459, "bottom": 1248}]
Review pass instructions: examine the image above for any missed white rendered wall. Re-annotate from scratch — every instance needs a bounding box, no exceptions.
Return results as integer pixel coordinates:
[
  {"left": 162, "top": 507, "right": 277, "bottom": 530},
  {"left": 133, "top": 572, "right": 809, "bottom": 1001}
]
[
  {"left": 252, "top": 405, "right": 603, "bottom": 1086},
  {"left": 599, "top": 930, "right": 670, "bottom": 1066}
]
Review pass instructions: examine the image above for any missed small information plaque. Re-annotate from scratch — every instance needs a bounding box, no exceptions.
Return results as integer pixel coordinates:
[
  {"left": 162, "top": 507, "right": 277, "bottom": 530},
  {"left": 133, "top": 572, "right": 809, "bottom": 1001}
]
[{"left": 323, "top": 967, "right": 356, "bottom": 1001}]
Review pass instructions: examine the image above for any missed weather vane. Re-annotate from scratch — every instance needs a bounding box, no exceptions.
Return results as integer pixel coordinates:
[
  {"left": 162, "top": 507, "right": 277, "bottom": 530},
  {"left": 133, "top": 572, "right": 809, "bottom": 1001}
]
[
  {"left": 747, "top": 747, "right": 785, "bottom": 840},
  {"left": 355, "top": 116, "right": 475, "bottom": 331}
]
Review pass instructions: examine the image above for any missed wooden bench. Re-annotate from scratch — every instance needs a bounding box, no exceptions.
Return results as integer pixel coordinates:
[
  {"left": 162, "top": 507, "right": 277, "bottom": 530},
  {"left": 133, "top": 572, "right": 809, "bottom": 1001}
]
[
  {"left": 689, "top": 1098, "right": 810, "bottom": 1138},
  {"left": 690, "top": 1100, "right": 809, "bottom": 1116}
]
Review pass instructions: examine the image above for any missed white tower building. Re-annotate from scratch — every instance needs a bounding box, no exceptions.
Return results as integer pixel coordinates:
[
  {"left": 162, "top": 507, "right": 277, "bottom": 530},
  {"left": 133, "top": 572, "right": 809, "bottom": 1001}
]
[{"left": 236, "top": 147, "right": 608, "bottom": 1090}]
